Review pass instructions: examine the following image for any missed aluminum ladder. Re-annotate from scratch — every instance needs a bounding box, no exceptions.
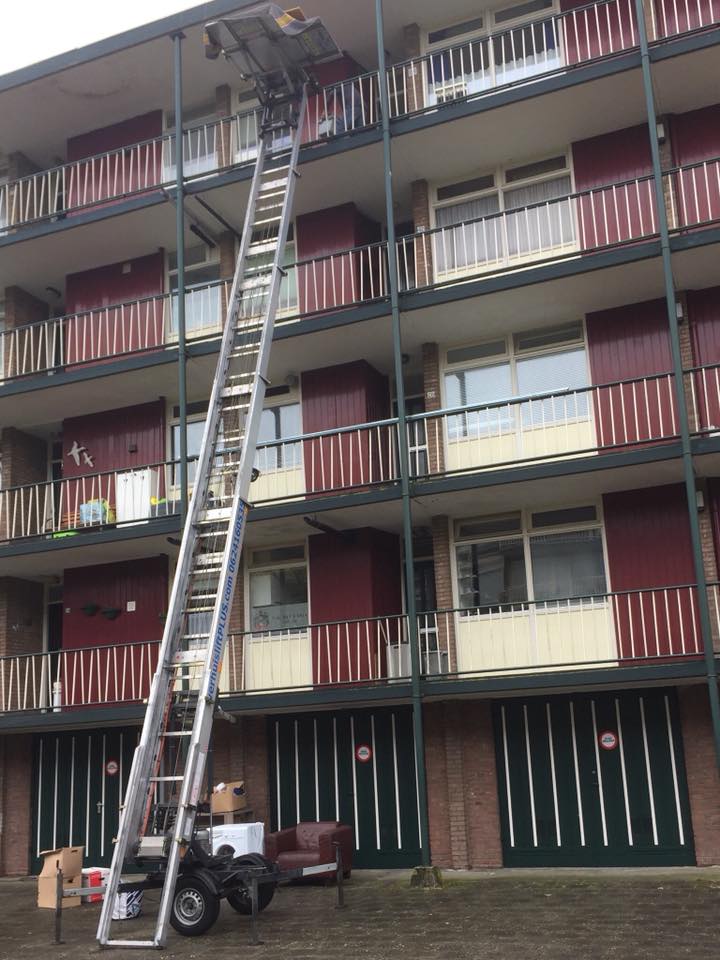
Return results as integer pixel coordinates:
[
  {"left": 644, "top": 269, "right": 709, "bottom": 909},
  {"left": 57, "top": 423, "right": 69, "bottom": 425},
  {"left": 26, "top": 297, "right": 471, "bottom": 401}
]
[{"left": 97, "top": 84, "right": 308, "bottom": 949}]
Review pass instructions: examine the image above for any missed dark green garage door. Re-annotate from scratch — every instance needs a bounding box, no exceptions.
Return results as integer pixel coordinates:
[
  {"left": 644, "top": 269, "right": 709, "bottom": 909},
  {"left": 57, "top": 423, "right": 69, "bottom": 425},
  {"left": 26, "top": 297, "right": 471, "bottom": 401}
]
[
  {"left": 32, "top": 728, "right": 138, "bottom": 874},
  {"left": 494, "top": 689, "right": 694, "bottom": 866},
  {"left": 269, "top": 707, "right": 421, "bottom": 868}
]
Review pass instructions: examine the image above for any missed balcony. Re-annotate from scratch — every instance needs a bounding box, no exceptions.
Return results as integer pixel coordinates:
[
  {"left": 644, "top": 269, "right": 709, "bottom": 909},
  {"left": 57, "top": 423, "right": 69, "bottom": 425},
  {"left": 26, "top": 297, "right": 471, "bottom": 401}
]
[
  {"left": 0, "top": 584, "right": 713, "bottom": 717},
  {"left": 1, "top": 0, "right": 716, "bottom": 240}
]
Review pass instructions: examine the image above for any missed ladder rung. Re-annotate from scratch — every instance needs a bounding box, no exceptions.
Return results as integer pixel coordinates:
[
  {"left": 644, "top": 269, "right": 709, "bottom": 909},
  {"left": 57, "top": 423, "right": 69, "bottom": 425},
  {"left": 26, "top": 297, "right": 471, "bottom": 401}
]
[
  {"left": 161, "top": 730, "right": 193, "bottom": 737},
  {"left": 220, "top": 384, "right": 253, "bottom": 398},
  {"left": 149, "top": 776, "right": 185, "bottom": 783},
  {"left": 173, "top": 650, "right": 208, "bottom": 665},
  {"left": 105, "top": 941, "right": 157, "bottom": 948}
]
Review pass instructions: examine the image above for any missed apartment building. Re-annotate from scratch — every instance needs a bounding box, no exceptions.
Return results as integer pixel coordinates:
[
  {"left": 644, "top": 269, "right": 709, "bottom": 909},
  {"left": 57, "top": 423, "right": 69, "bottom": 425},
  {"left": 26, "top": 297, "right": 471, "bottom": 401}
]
[{"left": 1, "top": 0, "right": 720, "bottom": 876}]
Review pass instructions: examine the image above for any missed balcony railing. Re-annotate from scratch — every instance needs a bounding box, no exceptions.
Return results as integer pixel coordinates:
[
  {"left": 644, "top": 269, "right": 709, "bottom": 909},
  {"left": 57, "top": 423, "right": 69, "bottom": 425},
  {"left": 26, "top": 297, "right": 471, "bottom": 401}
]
[
  {"left": 388, "top": 0, "right": 638, "bottom": 118},
  {"left": 649, "top": 0, "right": 720, "bottom": 39},
  {"left": 419, "top": 583, "right": 711, "bottom": 679},
  {"left": 0, "top": 457, "right": 189, "bottom": 543},
  {"left": 665, "top": 156, "right": 720, "bottom": 232},
  {"left": 1, "top": 583, "right": 714, "bottom": 715},
  {"left": 411, "top": 371, "right": 679, "bottom": 478}
]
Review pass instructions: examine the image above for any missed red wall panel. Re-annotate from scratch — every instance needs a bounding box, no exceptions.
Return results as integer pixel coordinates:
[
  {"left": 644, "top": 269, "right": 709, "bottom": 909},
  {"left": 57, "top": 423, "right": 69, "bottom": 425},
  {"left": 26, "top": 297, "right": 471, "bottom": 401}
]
[
  {"left": 302, "top": 54, "right": 370, "bottom": 143},
  {"left": 61, "top": 556, "right": 167, "bottom": 703},
  {"left": 309, "top": 527, "right": 401, "bottom": 683},
  {"left": 65, "top": 252, "right": 165, "bottom": 363},
  {"left": 669, "top": 104, "right": 720, "bottom": 227},
  {"left": 688, "top": 286, "right": 720, "bottom": 430},
  {"left": 603, "top": 485, "right": 700, "bottom": 658},
  {"left": 653, "top": 0, "right": 718, "bottom": 38},
  {"left": 62, "top": 400, "right": 165, "bottom": 477},
  {"left": 66, "top": 110, "right": 163, "bottom": 210},
  {"left": 586, "top": 298, "right": 676, "bottom": 446},
  {"left": 560, "top": 0, "right": 637, "bottom": 65},
  {"left": 572, "top": 124, "right": 655, "bottom": 249},
  {"left": 708, "top": 478, "right": 720, "bottom": 573},
  {"left": 301, "top": 361, "right": 390, "bottom": 493},
  {"left": 296, "top": 203, "right": 380, "bottom": 314}
]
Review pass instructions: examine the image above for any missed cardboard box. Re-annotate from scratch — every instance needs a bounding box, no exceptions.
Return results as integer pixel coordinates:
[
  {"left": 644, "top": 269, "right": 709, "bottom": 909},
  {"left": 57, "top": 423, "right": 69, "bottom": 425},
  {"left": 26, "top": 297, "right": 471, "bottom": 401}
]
[
  {"left": 211, "top": 780, "right": 247, "bottom": 814},
  {"left": 37, "top": 847, "right": 84, "bottom": 909}
]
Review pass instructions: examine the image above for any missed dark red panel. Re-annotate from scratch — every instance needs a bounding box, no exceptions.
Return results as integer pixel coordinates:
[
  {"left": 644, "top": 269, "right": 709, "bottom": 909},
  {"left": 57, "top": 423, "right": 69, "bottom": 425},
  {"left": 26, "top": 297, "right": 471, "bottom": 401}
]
[
  {"left": 61, "top": 556, "right": 167, "bottom": 704},
  {"left": 586, "top": 299, "right": 675, "bottom": 447},
  {"left": 65, "top": 252, "right": 165, "bottom": 364},
  {"left": 653, "top": 0, "right": 718, "bottom": 38},
  {"left": 309, "top": 528, "right": 401, "bottom": 683},
  {"left": 66, "top": 111, "right": 163, "bottom": 211},
  {"left": 296, "top": 203, "right": 381, "bottom": 314},
  {"left": 688, "top": 287, "right": 720, "bottom": 430},
  {"left": 572, "top": 124, "right": 654, "bottom": 249},
  {"left": 603, "top": 485, "right": 700, "bottom": 658},
  {"left": 302, "top": 54, "right": 371, "bottom": 143},
  {"left": 560, "top": 0, "right": 637, "bottom": 65},
  {"left": 708, "top": 478, "right": 720, "bottom": 573},
  {"left": 301, "top": 361, "right": 390, "bottom": 494},
  {"left": 62, "top": 400, "right": 165, "bottom": 477},
  {"left": 669, "top": 105, "right": 720, "bottom": 227}
]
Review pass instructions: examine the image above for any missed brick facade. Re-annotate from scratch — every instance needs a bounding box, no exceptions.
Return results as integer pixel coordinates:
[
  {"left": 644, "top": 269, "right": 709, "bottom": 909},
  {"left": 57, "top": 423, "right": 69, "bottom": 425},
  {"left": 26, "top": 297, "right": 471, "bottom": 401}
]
[
  {"left": 0, "top": 734, "right": 33, "bottom": 876},
  {"left": 2, "top": 286, "right": 50, "bottom": 379},
  {"left": 215, "top": 84, "right": 234, "bottom": 170},
  {"left": 430, "top": 515, "right": 456, "bottom": 672},
  {"left": 424, "top": 700, "right": 503, "bottom": 868},
  {"left": 211, "top": 715, "right": 270, "bottom": 827},
  {"left": 0, "top": 579, "right": 44, "bottom": 659},
  {"left": 0, "top": 426, "right": 47, "bottom": 490},
  {"left": 411, "top": 179, "right": 433, "bottom": 288},
  {"left": 678, "top": 685, "right": 720, "bottom": 866},
  {"left": 422, "top": 341, "right": 445, "bottom": 476}
]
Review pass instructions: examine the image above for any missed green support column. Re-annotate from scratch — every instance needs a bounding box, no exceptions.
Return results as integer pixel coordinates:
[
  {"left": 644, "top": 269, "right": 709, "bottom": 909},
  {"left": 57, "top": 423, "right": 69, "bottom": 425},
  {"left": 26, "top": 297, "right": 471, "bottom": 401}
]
[
  {"left": 633, "top": 0, "right": 720, "bottom": 772},
  {"left": 173, "top": 32, "right": 189, "bottom": 526},
  {"left": 374, "top": 0, "right": 431, "bottom": 864}
]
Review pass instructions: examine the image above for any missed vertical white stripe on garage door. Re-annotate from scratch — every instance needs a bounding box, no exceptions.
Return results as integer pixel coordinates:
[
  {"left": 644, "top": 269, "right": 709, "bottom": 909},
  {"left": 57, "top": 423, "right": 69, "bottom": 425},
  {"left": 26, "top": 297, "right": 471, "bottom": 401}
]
[
  {"left": 69, "top": 737, "right": 76, "bottom": 847},
  {"left": 350, "top": 715, "right": 359, "bottom": 849},
  {"left": 569, "top": 701, "right": 586, "bottom": 847},
  {"left": 664, "top": 695, "right": 685, "bottom": 845},
  {"left": 332, "top": 717, "right": 340, "bottom": 822},
  {"left": 500, "top": 705, "right": 515, "bottom": 848},
  {"left": 52, "top": 737, "right": 59, "bottom": 850},
  {"left": 313, "top": 718, "right": 319, "bottom": 821},
  {"left": 590, "top": 700, "right": 608, "bottom": 846},
  {"left": 391, "top": 712, "right": 402, "bottom": 849},
  {"left": 101, "top": 734, "right": 106, "bottom": 858},
  {"left": 275, "top": 720, "right": 282, "bottom": 829},
  {"left": 86, "top": 737, "right": 91, "bottom": 856},
  {"left": 36, "top": 738, "right": 43, "bottom": 858},
  {"left": 523, "top": 704, "right": 538, "bottom": 847},
  {"left": 294, "top": 720, "right": 300, "bottom": 824},
  {"left": 371, "top": 714, "right": 380, "bottom": 850},
  {"left": 639, "top": 696, "right": 658, "bottom": 846},
  {"left": 614, "top": 698, "right": 633, "bottom": 846},
  {"left": 545, "top": 702, "right": 561, "bottom": 847}
]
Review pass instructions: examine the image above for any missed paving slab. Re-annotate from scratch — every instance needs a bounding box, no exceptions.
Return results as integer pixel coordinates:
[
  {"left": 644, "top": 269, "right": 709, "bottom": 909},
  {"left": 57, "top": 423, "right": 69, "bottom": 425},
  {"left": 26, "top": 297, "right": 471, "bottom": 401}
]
[{"left": 1, "top": 868, "right": 719, "bottom": 960}]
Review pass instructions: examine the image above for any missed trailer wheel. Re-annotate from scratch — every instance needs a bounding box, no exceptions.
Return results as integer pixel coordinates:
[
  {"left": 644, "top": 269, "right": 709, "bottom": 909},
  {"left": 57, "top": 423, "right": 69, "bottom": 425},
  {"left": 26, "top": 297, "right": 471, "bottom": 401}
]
[
  {"left": 227, "top": 854, "right": 277, "bottom": 915},
  {"left": 170, "top": 875, "right": 220, "bottom": 937}
]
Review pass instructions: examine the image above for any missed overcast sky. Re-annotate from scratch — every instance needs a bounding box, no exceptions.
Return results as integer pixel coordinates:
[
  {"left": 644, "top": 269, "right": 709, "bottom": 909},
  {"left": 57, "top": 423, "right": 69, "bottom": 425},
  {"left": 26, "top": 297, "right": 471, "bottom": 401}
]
[{"left": 1, "top": 1, "right": 201, "bottom": 74}]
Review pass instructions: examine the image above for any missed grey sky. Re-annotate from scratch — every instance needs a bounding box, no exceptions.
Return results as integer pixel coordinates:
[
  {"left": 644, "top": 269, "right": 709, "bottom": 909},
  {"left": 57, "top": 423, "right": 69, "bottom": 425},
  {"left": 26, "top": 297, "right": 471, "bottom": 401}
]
[{"left": 1, "top": 1, "right": 200, "bottom": 74}]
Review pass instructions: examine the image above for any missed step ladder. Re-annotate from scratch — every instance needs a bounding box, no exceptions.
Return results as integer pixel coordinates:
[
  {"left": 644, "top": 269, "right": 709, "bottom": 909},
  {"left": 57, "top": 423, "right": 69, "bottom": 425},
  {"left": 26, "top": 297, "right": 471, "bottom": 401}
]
[{"left": 96, "top": 81, "right": 308, "bottom": 950}]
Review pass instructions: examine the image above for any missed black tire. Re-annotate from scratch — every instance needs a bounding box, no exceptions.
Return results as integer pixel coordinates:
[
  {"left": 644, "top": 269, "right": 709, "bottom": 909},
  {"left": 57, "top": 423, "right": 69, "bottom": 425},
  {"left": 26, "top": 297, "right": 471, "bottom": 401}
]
[
  {"left": 226, "top": 854, "right": 277, "bottom": 915},
  {"left": 170, "top": 874, "right": 220, "bottom": 937}
]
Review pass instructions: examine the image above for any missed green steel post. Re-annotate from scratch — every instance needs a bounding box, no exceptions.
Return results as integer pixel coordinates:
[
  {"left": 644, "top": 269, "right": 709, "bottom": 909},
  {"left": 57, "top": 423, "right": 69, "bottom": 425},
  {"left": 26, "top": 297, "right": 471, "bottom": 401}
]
[
  {"left": 374, "top": 0, "right": 431, "bottom": 864},
  {"left": 173, "top": 33, "right": 189, "bottom": 527},
  {"left": 633, "top": 0, "right": 720, "bottom": 771}
]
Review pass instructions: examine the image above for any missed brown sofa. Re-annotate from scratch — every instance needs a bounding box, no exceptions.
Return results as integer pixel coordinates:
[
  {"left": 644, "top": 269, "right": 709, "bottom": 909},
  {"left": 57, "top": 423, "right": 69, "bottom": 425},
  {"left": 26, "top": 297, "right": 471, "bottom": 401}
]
[{"left": 264, "top": 821, "right": 353, "bottom": 877}]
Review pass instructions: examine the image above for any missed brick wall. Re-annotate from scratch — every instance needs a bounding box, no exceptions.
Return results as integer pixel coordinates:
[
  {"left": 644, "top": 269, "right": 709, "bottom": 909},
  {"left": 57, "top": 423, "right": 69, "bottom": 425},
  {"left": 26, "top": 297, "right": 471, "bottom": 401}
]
[
  {"left": 431, "top": 516, "right": 456, "bottom": 671},
  {"left": 211, "top": 715, "right": 270, "bottom": 826},
  {"left": 424, "top": 700, "right": 503, "bottom": 868},
  {"left": 2, "top": 286, "right": 50, "bottom": 379},
  {"left": 678, "top": 685, "right": 720, "bottom": 865},
  {"left": 0, "top": 734, "right": 33, "bottom": 876},
  {"left": 0, "top": 427, "right": 47, "bottom": 490},
  {"left": 0, "top": 578, "right": 44, "bottom": 658},
  {"left": 422, "top": 342, "right": 445, "bottom": 476},
  {"left": 215, "top": 84, "right": 234, "bottom": 169},
  {"left": 411, "top": 180, "right": 433, "bottom": 288}
]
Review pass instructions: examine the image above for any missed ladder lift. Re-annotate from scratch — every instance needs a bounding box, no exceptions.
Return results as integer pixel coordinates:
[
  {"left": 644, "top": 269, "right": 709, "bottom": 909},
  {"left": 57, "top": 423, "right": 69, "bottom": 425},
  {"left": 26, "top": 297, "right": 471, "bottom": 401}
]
[{"left": 96, "top": 7, "right": 340, "bottom": 948}]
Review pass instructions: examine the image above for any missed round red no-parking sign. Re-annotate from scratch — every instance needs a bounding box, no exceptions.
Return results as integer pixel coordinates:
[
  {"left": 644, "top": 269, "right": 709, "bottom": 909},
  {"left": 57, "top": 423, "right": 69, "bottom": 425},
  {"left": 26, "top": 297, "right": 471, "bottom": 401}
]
[
  {"left": 105, "top": 759, "right": 119, "bottom": 776},
  {"left": 598, "top": 730, "right": 618, "bottom": 751},
  {"left": 355, "top": 743, "right": 372, "bottom": 763}
]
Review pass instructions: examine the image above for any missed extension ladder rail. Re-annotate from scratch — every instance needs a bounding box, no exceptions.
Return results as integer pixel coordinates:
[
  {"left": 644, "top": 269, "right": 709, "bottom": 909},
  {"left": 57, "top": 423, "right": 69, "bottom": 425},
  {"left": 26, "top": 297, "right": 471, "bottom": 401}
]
[{"left": 97, "top": 85, "right": 308, "bottom": 949}]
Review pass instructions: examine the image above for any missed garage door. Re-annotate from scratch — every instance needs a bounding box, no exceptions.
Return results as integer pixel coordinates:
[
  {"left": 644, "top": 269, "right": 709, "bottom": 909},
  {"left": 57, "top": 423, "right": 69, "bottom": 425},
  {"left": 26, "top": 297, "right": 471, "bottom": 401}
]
[
  {"left": 494, "top": 689, "right": 694, "bottom": 866},
  {"left": 269, "top": 707, "right": 421, "bottom": 868}
]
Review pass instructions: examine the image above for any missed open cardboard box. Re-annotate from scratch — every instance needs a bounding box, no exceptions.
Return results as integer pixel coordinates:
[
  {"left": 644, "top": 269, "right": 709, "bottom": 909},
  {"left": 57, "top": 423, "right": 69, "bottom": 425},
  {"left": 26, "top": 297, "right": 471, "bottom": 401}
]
[
  {"left": 210, "top": 780, "right": 246, "bottom": 814},
  {"left": 37, "top": 846, "right": 84, "bottom": 909}
]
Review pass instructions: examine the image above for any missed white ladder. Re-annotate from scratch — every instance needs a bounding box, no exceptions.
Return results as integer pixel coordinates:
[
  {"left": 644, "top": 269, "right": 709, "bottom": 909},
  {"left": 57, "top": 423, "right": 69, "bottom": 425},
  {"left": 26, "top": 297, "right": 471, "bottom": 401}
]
[{"left": 97, "top": 84, "right": 308, "bottom": 949}]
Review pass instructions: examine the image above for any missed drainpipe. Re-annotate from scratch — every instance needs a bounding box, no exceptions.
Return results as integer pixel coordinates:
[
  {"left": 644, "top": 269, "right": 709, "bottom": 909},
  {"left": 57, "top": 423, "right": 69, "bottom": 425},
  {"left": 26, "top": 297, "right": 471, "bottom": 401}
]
[
  {"left": 374, "top": 0, "right": 431, "bottom": 865},
  {"left": 633, "top": 0, "right": 720, "bottom": 772},
  {"left": 173, "top": 32, "right": 188, "bottom": 527}
]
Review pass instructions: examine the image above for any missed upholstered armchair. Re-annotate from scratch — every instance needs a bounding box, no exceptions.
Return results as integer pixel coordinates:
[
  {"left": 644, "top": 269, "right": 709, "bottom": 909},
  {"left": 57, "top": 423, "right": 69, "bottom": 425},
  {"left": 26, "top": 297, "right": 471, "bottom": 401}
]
[{"left": 264, "top": 821, "right": 353, "bottom": 877}]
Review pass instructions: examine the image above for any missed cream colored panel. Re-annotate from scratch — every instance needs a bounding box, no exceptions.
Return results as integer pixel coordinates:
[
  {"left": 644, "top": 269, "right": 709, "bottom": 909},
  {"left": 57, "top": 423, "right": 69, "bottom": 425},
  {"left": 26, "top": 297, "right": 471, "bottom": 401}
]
[
  {"left": 251, "top": 465, "right": 305, "bottom": 503},
  {"left": 244, "top": 631, "right": 312, "bottom": 691},
  {"left": 446, "top": 417, "right": 596, "bottom": 472}
]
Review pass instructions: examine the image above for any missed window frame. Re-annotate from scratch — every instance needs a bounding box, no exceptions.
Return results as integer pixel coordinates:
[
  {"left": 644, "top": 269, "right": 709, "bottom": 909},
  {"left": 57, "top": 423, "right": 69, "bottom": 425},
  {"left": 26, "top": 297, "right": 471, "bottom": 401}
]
[
  {"left": 255, "top": 390, "right": 303, "bottom": 473},
  {"left": 450, "top": 502, "right": 611, "bottom": 613},
  {"left": 422, "top": 1, "right": 559, "bottom": 53},
  {"left": 244, "top": 541, "right": 309, "bottom": 633},
  {"left": 166, "top": 242, "right": 223, "bottom": 341}
]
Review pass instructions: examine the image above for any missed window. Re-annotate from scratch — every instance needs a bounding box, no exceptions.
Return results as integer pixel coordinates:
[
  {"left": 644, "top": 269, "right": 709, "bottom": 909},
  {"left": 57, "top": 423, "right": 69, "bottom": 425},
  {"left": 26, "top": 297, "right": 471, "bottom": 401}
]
[
  {"left": 241, "top": 225, "right": 297, "bottom": 316},
  {"left": 169, "top": 244, "right": 222, "bottom": 335},
  {"left": 0, "top": 299, "right": 4, "bottom": 381},
  {"left": 170, "top": 404, "right": 208, "bottom": 486},
  {"left": 424, "top": 1, "right": 560, "bottom": 106},
  {"left": 249, "top": 545, "right": 308, "bottom": 631},
  {"left": 256, "top": 402, "right": 302, "bottom": 470},
  {"left": 164, "top": 103, "right": 219, "bottom": 179},
  {"left": 433, "top": 154, "right": 574, "bottom": 273},
  {"left": 454, "top": 506, "right": 606, "bottom": 610},
  {"left": 444, "top": 322, "right": 588, "bottom": 437}
]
